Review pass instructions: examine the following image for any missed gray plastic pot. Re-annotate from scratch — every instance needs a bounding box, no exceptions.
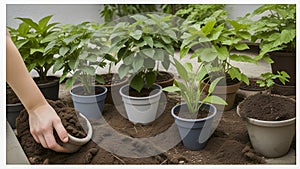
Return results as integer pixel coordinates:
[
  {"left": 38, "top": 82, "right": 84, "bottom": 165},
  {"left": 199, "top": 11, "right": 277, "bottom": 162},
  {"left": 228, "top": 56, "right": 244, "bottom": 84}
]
[
  {"left": 119, "top": 84, "right": 162, "bottom": 125},
  {"left": 171, "top": 102, "right": 217, "bottom": 150},
  {"left": 62, "top": 113, "right": 93, "bottom": 153},
  {"left": 70, "top": 85, "right": 107, "bottom": 119},
  {"left": 237, "top": 97, "right": 296, "bottom": 158}
]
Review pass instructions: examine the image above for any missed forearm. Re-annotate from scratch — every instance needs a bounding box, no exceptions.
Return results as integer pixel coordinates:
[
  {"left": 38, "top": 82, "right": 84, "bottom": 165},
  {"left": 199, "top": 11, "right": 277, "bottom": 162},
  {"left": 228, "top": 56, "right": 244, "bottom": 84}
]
[{"left": 6, "top": 34, "right": 48, "bottom": 112}]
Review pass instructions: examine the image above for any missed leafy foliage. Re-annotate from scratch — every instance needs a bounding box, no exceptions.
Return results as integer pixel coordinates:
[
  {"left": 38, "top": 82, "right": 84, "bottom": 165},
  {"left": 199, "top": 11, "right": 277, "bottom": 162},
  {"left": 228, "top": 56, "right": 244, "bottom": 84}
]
[
  {"left": 180, "top": 10, "right": 255, "bottom": 85},
  {"left": 176, "top": 4, "right": 226, "bottom": 24},
  {"left": 256, "top": 71, "right": 290, "bottom": 87},
  {"left": 8, "top": 15, "right": 61, "bottom": 81},
  {"left": 99, "top": 4, "right": 158, "bottom": 23},
  {"left": 163, "top": 58, "right": 227, "bottom": 114},
  {"left": 109, "top": 13, "right": 181, "bottom": 92},
  {"left": 248, "top": 4, "right": 296, "bottom": 60},
  {"left": 50, "top": 22, "right": 110, "bottom": 95}
]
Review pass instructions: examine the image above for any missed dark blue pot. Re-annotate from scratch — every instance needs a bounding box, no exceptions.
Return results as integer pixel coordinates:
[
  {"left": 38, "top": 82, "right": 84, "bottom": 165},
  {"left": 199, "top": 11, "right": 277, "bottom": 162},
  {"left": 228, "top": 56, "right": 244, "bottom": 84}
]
[
  {"left": 70, "top": 85, "right": 107, "bottom": 119},
  {"left": 171, "top": 102, "right": 217, "bottom": 150}
]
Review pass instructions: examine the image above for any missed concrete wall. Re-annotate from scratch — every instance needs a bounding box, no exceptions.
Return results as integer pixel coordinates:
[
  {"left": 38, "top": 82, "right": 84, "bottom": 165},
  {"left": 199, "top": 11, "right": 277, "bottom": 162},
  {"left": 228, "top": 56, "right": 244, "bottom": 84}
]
[
  {"left": 7, "top": 4, "right": 263, "bottom": 28},
  {"left": 6, "top": 4, "right": 104, "bottom": 28}
]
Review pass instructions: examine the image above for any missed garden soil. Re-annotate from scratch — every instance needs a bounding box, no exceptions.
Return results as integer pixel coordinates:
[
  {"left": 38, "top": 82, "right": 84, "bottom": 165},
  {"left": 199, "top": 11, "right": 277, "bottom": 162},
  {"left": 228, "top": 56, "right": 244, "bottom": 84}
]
[{"left": 14, "top": 92, "right": 273, "bottom": 165}]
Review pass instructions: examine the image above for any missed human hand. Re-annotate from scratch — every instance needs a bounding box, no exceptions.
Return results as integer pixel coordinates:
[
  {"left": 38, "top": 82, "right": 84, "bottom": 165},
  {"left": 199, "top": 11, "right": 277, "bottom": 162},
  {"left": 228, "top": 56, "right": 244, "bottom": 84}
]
[{"left": 28, "top": 103, "right": 69, "bottom": 152}]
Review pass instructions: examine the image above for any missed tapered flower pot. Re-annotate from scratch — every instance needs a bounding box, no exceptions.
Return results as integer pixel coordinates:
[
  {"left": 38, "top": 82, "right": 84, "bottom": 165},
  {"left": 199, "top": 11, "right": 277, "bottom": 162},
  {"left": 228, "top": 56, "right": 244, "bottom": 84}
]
[
  {"left": 201, "top": 80, "right": 242, "bottom": 111},
  {"left": 171, "top": 102, "right": 217, "bottom": 150},
  {"left": 237, "top": 94, "right": 296, "bottom": 158},
  {"left": 119, "top": 84, "right": 162, "bottom": 125},
  {"left": 70, "top": 85, "right": 107, "bottom": 119}
]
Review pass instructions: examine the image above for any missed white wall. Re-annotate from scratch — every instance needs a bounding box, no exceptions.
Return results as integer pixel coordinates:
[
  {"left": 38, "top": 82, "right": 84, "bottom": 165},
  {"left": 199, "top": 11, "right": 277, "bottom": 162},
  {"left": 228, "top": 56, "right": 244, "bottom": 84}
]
[
  {"left": 225, "top": 4, "right": 263, "bottom": 20},
  {"left": 6, "top": 4, "right": 104, "bottom": 28}
]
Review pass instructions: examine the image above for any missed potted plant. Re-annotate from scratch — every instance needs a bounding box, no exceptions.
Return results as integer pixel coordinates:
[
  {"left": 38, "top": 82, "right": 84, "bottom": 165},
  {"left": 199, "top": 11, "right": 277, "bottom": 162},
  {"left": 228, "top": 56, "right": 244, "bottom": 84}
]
[
  {"left": 51, "top": 22, "right": 107, "bottom": 119},
  {"left": 163, "top": 58, "right": 227, "bottom": 150},
  {"left": 180, "top": 10, "right": 257, "bottom": 110},
  {"left": 250, "top": 4, "right": 296, "bottom": 88},
  {"left": 237, "top": 72, "right": 295, "bottom": 158},
  {"left": 8, "top": 15, "right": 62, "bottom": 100},
  {"left": 108, "top": 13, "right": 179, "bottom": 124}
]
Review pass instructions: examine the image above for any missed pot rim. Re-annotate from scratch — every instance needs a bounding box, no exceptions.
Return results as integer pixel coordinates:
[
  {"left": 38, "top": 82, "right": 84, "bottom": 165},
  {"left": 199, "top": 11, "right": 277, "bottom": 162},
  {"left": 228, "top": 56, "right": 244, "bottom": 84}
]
[
  {"left": 171, "top": 102, "right": 217, "bottom": 122},
  {"left": 156, "top": 71, "right": 175, "bottom": 83},
  {"left": 237, "top": 94, "right": 296, "bottom": 127},
  {"left": 119, "top": 84, "right": 162, "bottom": 100},
  {"left": 70, "top": 85, "right": 108, "bottom": 98},
  {"left": 67, "top": 113, "right": 93, "bottom": 145}
]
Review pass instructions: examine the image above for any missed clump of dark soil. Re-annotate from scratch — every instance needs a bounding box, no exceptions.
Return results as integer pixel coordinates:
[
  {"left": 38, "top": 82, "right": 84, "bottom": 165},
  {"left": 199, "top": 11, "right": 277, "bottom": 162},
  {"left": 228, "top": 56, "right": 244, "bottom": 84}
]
[
  {"left": 238, "top": 94, "right": 296, "bottom": 121},
  {"left": 75, "top": 87, "right": 105, "bottom": 96},
  {"left": 174, "top": 108, "right": 210, "bottom": 119}
]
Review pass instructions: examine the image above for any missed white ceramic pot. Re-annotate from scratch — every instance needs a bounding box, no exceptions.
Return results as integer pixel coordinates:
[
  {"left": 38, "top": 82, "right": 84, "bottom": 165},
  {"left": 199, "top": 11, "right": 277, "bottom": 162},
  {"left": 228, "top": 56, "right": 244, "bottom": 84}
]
[
  {"left": 62, "top": 113, "right": 93, "bottom": 153},
  {"left": 119, "top": 84, "right": 162, "bottom": 125},
  {"left": 237, "top": 98, "right": 296, "bottom": 158}
]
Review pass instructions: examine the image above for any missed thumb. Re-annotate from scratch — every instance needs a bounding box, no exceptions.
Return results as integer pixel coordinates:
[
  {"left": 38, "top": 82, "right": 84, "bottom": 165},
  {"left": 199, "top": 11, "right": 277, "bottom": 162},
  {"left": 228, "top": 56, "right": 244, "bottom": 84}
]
[{"left": 53, "top": 120, "right": 68, "bottom": 143}]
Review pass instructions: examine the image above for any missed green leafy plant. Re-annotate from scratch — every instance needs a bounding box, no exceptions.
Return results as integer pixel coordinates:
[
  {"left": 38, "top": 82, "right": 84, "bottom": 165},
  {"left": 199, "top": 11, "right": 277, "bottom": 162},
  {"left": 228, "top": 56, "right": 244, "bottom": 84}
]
[
  {"left": 256, "top": 71, "right": 290, "bottom": 88},
  {"left": 249, "top": 4, "right": 296, "bottom": 60},
  {"left": 176, "top": 4, "right": 226, "bottom": 24},
  {"left": 180, "top": 10, "right": 256, "bottom": 85},
  {"left": 163, "top": 58, "right": 227, "bottom": 114},
  {"left": 99, "top": 4, "right": 158, "bottom": 23},
  {"left": 8, "top": 15, "right": 61, "bottom": 82},
  {"left": 50, "top": 22, "right": 112, "bottom": 95},
  {"left": 109, "top": 13, "right": 180, "bottom": 92}
]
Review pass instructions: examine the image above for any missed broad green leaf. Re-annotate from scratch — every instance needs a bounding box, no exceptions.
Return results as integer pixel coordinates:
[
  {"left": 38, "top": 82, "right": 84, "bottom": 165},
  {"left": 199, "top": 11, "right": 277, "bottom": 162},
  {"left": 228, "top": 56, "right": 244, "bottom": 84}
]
[
  {"left": 79, "top": 51, "right": 89, "bottom": 60},
  {"left": 80, "top": 66, "right": 95, "bottom": 75},
  {"left": 230, "top": 54, "right": 256, "bottom": 63},
  {"left": 130, "top": 75, "right": 144, "bottom": 92},
  {"left": 153, "top": 49, "right": 165, "bottom": 61},
  {"left": 162, "top": 56, "right": 171, "bottom": 70},
  {"left": 130, "top": 14, "right": 148, "bottom": 22},
  {"left": 30, "top": 48, "right": 44, "bottom": 55},
  {"left": 184, "top": 62, "right": 193, "bottom": 72},
  {"left": 65, "top": 78, "right": 75, "bottom": 89},
  {"left": 41, "top": 33, "right": 58, "bottom": 43},
  {"left": 141, "top": 48, "right": 155, "bottom": 58},
  {"left": 234, "top": 43, "right": 249, "bottom": 51},
  {"left": 199, "top": 48, "right": 217, "bottom": 62},
  {"left": 165, "top": 30, "right": 177, "bottom": 41},
  {"left": 16, "top": 17, "right": 40, "bottom": 32},
  {"left": 68, "top": 59, "right": 78, "bottom": 70},
  {"left": 180, "top": 46, "right": 190, "bottom": 59},
  {"left": 133, "top": 55, "right": 144, "bottom": 72},
  {"left": 201, "top": 19, "right": 216, "bottom": 35},
  {"left": 228, "top": 67, "right": 241, "bottom": 81},
  {"left": 145, "top": 71, "right": 156, "bottom": 88},
  {"left": 241, "top": 73, "right": 249, "bottom": 85},
  {"left": 52, "top": 58, "right": 64, "bottom": 73},
  {"left": 144, "top": 58, "right": 156, "bottom": 69},
  {"left": 38, "top": 15, "right": 53, "bottom": 32},
  {"left": 202, "top": 95, "right": 227, "bottom": 105},
  {"left": 118, "top": 64, "right": 130, "bottom": 79},
  {"left": 63, "top": 34, "right": 81, "bottom": 45},
  {"left": 174, "top": 58, "right": 189, "bottom": 82},
  {"left": 143, "top": 36, "right": 153, "bottom": 48},
  {"left": 214, "top": 46, "right": 228, "bottom": 61},
  {"left": 15, "top": 39, "right": 29, "bottom": 49},
  {"left": 162, "top": 35, "right": 172, "bottom": 44},
  {"left": 59, "top": 47, "right": 69, "bottom": 56},
  {"left": 95, "top": 75, "right": 105, "bottom": 84},
  {"left": 208, "top": 77, "right": 223, "bottom": 94},
  {"left": 129, "top": 30, "right": 143, "bottom": 40},
  {"left": 162, "top": 86, "right": 180, "bottom": 93},
  {"left": 104, "top": 54, "right": 117, "bottom": 62}
]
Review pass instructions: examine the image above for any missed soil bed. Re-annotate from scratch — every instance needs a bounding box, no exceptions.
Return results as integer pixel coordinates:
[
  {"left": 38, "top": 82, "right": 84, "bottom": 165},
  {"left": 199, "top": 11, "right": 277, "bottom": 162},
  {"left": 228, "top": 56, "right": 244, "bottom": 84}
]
[
  {"left": 156, "top": 71, "right": 173, "bottom": 83},
  {"left": 238, "top": 94, "right": 296, "bottom": 121},
  {"left": 174, "top": 108, "right": 210, "bottom": 119},
  {"left": 15, "top": 92, "right": 276, "bottom": 164},
  {"left": 97, "top": 73, "right": 127, "bottom": 86}
]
